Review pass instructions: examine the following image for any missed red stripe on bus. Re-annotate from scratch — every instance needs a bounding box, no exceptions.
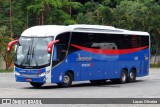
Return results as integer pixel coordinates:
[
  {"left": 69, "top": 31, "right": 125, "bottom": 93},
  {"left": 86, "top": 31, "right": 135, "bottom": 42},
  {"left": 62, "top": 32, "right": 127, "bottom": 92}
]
[{"left": 71, "top": 44, "right": 148, "bottom": 55}]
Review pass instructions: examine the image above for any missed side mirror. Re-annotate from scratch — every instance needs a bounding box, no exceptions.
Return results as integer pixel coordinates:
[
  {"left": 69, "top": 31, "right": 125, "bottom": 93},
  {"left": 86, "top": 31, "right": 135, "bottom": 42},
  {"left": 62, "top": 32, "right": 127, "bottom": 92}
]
[
  {"left": 7, "top": 40, "right": 19, "bottom": 52},
  {"left": 48, "top": 39, "right": 59, "bottom": 53}
]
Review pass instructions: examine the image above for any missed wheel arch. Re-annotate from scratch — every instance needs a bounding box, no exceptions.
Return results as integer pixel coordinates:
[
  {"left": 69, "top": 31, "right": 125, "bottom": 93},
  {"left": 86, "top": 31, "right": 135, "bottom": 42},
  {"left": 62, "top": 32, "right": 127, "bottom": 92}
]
[
  {"left": 130, "top": 67, "right": 137, "bottom": 76},
  {"left": 120, "top": 65, "right": 129, "bottom": 75},
  {"left": 122, "top": 68, "right": 128, "bottom": 75},
  {"left": 65, "top": 70, "right": 74, "bottom": 81}
]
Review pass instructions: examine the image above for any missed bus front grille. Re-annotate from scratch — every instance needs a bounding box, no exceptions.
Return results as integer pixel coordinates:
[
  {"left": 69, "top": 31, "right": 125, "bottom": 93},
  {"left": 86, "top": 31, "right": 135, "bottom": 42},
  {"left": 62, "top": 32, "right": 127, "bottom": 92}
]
[{"left": 21, "top": 74, "right": 39, "bottom": 78}]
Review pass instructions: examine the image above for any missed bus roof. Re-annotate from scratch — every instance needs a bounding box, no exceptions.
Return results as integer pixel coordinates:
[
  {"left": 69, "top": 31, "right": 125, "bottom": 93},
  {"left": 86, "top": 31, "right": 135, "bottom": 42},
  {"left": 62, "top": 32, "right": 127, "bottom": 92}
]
[
  {"left": 70, "top": 24, "right": 149, "bottom": 36},
  {"left": 21, "top": 24, "right": 149, "bottom": 37},
  {"left": 21, "top": 25, "right": 69, "bottom": 37}
]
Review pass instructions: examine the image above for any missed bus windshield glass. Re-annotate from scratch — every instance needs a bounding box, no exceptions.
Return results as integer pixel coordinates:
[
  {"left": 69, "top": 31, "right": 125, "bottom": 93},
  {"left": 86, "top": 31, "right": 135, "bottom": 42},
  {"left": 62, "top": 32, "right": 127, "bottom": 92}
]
[{"left": 15, "top": 36, "right": 54, "bottom": 68}]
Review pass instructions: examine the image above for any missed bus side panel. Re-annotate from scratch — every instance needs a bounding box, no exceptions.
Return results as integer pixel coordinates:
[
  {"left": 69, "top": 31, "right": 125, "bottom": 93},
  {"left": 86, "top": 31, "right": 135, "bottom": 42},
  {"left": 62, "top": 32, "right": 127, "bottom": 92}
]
[
  {"left": 137, "top": 49, "right": 150, "bottom": 77},
  {"left": 50, "top": 48, "right": 149, "bottom": 83},
  {"left": 138, "top": 61, "right": 149, "bottom": 77},
  {"left": 80, "top": 64, "right": 92, "bottom": 80},
  {"left": 90, "top": 62, "right": 103, "bottom": 80},
  {"left": 51, "top": 54, "right": 82, "bottom": 83}
]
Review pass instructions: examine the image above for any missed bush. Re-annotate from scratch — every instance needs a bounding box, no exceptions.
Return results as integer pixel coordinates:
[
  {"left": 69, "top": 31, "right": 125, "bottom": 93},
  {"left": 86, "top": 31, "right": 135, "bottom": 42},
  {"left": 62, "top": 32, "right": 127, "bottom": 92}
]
[{"left": 0, "top": 68, "right": 13, "bottom": 73}]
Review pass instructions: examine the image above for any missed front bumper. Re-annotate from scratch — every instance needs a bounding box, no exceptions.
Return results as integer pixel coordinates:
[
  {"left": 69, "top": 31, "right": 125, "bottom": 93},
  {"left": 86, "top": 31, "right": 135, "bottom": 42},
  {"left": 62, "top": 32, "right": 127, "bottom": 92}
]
[{"left": 15, "top": 75, "right": 46, "bottom": 83}]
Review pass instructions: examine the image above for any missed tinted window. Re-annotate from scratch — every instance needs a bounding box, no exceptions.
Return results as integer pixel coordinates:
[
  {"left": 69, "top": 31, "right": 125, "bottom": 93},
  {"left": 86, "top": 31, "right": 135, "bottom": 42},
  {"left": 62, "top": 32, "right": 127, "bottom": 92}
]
[
  {"left": 140, "top": 36, "right": 149, "bottom": 47},
  {"left": 69, "top": 32, "right": 149, "bottom": 53},
  {"left": 55, "top": 32, "right": 70, "bottom": 51},
  {"left": 70, "top": 32, "right": 123, "bottom": 53},
  {"left": 52, "top": 32, "right": 70, "bottom": 66}
]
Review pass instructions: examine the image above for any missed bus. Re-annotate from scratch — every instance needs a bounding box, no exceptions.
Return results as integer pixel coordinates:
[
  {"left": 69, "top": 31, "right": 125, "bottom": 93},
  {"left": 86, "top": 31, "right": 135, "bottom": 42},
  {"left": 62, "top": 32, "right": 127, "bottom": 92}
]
[{"left": 8, "top": 25, "right": 150, "bottom": 88}]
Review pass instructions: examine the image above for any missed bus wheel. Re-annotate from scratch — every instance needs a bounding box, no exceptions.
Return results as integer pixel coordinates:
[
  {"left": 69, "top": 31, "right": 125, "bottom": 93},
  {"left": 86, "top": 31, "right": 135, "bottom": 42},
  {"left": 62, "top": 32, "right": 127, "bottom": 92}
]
[
  {"left": 30, "top": 82, "right": 44, "bottom": 88},
  {"left": 127, "top": 68, "right": 136, "bottom": 82},
  {"left": 58, "top": 72, "right": 73, "bottom": 88},
  {"left": 119, "top": 69, "right": 127, "bottom": 84}
]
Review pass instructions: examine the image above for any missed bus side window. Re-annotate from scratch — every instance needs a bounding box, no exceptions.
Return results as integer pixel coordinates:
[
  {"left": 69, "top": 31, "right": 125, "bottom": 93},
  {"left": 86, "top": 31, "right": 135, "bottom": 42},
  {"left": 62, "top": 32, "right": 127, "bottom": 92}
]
[
  {"left": 53, "top": 44, "right": 66, "bottom": 61},
  {"left": 53, "top": 45, "right": 58, "bottom": 61}
]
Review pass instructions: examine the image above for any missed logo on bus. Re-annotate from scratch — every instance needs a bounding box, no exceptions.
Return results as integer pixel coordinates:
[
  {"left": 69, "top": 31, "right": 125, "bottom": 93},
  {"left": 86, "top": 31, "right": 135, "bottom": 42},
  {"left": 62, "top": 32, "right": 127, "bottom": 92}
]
[
  {"left": 82, "top": 63, "right": 93, "bottom": 67},
  {"left": 76, "top": 53, "right": 92, "bottom": 62}
]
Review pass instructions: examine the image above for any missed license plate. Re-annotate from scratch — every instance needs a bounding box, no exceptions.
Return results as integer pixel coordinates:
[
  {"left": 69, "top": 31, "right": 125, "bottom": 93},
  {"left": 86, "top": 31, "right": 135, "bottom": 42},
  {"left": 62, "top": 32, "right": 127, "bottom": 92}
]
[{"left": 26, "top": 78, "right": 32, "bottom": 82}]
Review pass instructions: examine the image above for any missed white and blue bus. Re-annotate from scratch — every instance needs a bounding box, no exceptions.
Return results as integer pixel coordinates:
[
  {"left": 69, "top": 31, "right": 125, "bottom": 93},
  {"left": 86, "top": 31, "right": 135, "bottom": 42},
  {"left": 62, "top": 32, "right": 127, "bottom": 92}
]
[{"left": 8, "top": 25, "right": 150, "bottom": 88}]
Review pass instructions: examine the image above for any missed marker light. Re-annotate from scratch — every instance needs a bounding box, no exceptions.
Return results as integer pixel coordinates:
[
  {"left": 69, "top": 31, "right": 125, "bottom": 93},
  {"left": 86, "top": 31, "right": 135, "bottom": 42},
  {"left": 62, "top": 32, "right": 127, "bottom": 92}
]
[
  {"left": 14, "top": 71, "right": 21, "bottom": 76},
  {"left": 39, "top": 72, "right": 46, "bottom": 77}
]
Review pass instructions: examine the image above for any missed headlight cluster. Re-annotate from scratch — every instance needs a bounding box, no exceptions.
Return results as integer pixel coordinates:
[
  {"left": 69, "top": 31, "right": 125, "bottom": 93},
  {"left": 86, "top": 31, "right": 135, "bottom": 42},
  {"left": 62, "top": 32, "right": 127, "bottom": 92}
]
[
  {"left": 14, "top": 71, "right": 21, "bottom": 76},
  {"left": 39, "top": 72, "right": 46, "bottom": 77},
  {"left": 14, "top": 71, "right": 49, "bottom": 77},
  {"left": 39, "top": 70, "right": 50, "bottom": 77}
]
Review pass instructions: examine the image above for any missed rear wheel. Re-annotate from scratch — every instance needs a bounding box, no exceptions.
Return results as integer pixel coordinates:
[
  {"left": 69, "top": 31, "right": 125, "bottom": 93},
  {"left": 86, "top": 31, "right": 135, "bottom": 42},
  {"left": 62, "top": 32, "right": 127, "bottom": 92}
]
[
  {"left": 119, "top": 69, "right": 127, "bottom": 84},
  {"left": 127, "top": 69, "right": 136, "bottom": 82},
  {"left": 58, "top": 72, "right": 73, "bottom": 88},
  {"left": 30, "top": 82, "right": 44, "bottom": 88}
]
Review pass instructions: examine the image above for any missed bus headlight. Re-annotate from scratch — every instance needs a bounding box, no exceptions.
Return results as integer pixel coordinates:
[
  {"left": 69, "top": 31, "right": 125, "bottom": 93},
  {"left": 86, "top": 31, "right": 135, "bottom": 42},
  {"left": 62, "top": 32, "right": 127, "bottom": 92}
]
[
  {"left": 14, "top": 71, "right": 21, "bottom": 76},
  {"left": 39, "top": 72, "right": 46, "bottom": 77}
]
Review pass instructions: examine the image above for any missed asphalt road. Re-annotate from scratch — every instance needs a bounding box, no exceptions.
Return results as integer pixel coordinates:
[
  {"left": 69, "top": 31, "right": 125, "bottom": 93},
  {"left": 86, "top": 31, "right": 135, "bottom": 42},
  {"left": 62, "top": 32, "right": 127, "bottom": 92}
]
[{"left": 0, "top": 68, "right": 160, "bottom": 99}]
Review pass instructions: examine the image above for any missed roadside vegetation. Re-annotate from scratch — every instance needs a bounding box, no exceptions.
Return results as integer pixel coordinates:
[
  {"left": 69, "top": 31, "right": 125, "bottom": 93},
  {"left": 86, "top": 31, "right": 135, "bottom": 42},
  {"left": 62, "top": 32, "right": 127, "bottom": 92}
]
[{"left": 0, "top": 68, "right": 13, "bottom": 73}]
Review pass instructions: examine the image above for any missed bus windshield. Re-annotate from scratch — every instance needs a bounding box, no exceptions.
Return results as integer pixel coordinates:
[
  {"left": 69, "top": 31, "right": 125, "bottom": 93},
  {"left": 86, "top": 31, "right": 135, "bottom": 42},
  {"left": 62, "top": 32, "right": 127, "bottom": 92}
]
[{"left": 15, "top": 36, "right": 53, "bottom": 68}]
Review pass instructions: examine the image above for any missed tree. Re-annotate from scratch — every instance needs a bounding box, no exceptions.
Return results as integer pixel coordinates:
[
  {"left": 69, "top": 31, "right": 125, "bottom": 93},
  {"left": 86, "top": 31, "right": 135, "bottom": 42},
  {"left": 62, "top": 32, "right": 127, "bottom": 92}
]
[
  {"left": 0, "top": 0, "right": 160, "bottom": 57},
  {"left": 27, "top": 0, "right": 68, "bottom": 25},
  {"left": 0, "top": 26, "right": 14, "bottom": 70}
]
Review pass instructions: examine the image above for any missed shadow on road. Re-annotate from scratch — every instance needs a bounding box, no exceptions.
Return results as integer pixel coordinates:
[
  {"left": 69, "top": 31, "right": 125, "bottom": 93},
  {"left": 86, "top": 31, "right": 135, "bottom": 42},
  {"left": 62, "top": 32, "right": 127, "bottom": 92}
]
[{"left": 21, "top": 80, "right": 144, "bottom": 90}]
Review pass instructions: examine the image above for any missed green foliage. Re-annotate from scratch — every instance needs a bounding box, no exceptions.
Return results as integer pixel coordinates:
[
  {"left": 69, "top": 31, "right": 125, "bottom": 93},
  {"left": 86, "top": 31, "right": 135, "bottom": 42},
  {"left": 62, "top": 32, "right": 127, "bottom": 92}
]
[
  {"left": 0, "top": 68, "right": 13, "bottom": 73},
  {"left": 150, "top": 64, "right": 160, "bottom": 68},
  {"left": 0, "top": 0, "right": 160, "bottom": 54},
  {"left": 0, "top": 26, "right": 14, "bottom": 70}
]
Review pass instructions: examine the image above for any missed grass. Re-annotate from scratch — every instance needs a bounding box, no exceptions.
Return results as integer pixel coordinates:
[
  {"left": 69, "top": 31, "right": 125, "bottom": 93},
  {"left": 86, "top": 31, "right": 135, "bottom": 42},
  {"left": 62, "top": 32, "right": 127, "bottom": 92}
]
[
  {"left": 0, "top": 68, "right": 14, "bottom": 73},
  {"left": 150, "top": 64, "right": 160, "bottom": 68}
]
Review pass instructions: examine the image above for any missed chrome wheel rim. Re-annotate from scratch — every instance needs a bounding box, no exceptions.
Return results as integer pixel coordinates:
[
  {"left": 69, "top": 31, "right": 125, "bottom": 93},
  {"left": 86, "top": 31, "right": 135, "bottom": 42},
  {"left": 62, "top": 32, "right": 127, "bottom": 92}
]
[
  {"left": 122, "top": 72, "right": 126, "bottom": 82},
  {"left": 130, "top": 72, "right": 134, "bottom": 79},
  {"left": 64, "top": 75, "right": 70, "bottom": 84}
]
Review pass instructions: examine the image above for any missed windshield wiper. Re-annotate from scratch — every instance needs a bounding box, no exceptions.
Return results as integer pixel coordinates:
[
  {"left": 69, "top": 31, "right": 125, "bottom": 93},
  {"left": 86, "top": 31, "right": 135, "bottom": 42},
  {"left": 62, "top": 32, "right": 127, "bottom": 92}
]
[
  {"left": 31, "top": 47, "right": 39, "bottom": 66},
  {"left": 20, "top": 46, "right": 31, "bottom": 66}
]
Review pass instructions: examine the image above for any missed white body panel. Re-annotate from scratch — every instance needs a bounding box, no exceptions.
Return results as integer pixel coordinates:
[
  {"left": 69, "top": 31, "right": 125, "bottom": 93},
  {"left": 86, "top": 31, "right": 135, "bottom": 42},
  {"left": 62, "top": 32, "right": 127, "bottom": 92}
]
[
  {"left": 21, "top": 24, "right": 150, "bottom": 38},
  {"left": 21, "top": 25, "right": 69, "bottom": 37},
  {"left": 45, "top": 66, "right": 51, "bottom": 83}
]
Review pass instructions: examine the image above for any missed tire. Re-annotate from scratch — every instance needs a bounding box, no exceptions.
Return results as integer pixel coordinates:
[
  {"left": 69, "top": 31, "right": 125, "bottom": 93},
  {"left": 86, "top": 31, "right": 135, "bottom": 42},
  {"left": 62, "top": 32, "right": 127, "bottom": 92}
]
[
  {"left": 90, "top": 80, "right": 106, "bottom": 85},
  {"left": 30, "top": 82, "right": 44, "bottom": 88},
  {"left": 119, "top": 69, "right": 127, "bottom": 84},
  {"left": 127, "top": 69, "right": 136, "bottom": 82},
  {"left": 58, "top": 72, "right": 73, "bottom": 88}
]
